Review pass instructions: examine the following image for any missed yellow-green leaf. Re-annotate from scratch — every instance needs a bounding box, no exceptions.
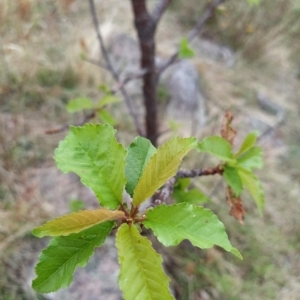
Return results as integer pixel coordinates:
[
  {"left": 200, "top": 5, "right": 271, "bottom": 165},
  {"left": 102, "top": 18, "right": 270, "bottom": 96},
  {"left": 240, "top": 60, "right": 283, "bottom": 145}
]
[
  {"left": 238, "top": 167, "right": 265, "bottom": 214},
  {"left": 235, "top": 131, "right": 259, "bottom": 157},
  {"left": 133, "top": 137, "right": 197, "bottom": 206},
  {"left": 116, "top": 224, "right": 174, "bottom": 300},
  {"left": 98, "top": 95, "right": 120, "bottom": 109},
  {"left": 178, "top": 38, "right": 195, "bottom": 59},
  {"left": 33, "top": 209, "right": 124, "bottom": 238},
  {"left": 67, "top": 98, "right": 94, "bottom": 113},
  {"left": 125, "top": 136, "right": 157, "bottom": 197}
]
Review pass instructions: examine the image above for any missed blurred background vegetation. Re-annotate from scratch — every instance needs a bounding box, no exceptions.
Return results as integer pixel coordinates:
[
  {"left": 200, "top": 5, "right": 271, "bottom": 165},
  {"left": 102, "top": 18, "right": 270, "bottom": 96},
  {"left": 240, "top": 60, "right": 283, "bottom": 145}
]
[{"left": 1, "top": 0, "right": 300, "bottom": 299}]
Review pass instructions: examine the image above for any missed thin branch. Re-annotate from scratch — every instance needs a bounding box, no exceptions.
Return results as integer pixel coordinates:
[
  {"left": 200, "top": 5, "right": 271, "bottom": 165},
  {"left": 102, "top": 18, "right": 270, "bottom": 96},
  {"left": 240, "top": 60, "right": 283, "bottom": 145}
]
[
  {"left": 257, "top": 117, "right": 285, "bottom": 142},
  {"left": 111, "top": 69, "right": 148, "bottom": 94},
  {"left": 82, "top": 57, "right": 109, "bottom": 70},
  {"left": 158, "top": 0, "right": 226, "bottom": 75},
  {"left": 88, "top": 0, "right": 144, "bottom": 136},
  {"left": 45, "top": 111, "right": 96, "bottom": 134},
  {"left": 187, "top": 0, "right": 226, "bottom": 41},
  {"left": 153, "top": 166, "right": 223, "bottom": 205},
  {"left": 151, "top": 0, "right": 173, "bottom": 24}
]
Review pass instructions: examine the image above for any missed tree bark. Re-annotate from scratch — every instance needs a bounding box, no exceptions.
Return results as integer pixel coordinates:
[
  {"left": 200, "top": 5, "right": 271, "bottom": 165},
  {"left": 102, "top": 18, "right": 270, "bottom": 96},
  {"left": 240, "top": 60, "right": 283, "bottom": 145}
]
[{"left": 130, "top": 0, "right": 158, "bottom": 146}]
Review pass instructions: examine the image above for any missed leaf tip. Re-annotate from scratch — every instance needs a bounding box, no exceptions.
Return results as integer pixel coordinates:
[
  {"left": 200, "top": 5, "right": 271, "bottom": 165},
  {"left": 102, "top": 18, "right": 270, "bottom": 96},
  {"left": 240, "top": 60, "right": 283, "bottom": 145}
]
[
  {"left": 231, "top": 247, "right": 243, "bottom": 260},
  {"left": 32, "top": 228, "right": 43, "bottom": 238}
]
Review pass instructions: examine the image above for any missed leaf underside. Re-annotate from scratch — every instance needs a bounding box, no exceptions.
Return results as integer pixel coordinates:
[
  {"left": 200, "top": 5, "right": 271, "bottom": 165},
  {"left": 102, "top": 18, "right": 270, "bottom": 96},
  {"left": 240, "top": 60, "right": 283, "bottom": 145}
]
[
  {"left": 144, "top": 203, "right": 242, "bottom": 259},
  {"left": 54, "top": 124, "right": 127, "bottom": 209},
  {"left": 125, "top": 136, "right": 157, "bottom": 197},
  {"left": 32, "top": 221, "right": 113, "bottom": 293},
  {"left": 33, "top": 209, "right": 124, "bottom": 237},
  {"left": 133, "top": 137, "right": 197, "bottom": 206},
  {"left": 116, "top": 224, "right": 174, "bottom": 300}
]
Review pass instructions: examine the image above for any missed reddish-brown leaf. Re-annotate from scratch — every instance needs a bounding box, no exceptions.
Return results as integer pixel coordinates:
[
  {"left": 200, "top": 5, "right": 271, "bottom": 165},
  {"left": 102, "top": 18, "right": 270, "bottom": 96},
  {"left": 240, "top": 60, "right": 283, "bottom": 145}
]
[
  {"left": 226, "top": 187, "right": 246, "bottom": 224},
  {"left": 221, "top": 111, "right": 237, "bottom": 146}
]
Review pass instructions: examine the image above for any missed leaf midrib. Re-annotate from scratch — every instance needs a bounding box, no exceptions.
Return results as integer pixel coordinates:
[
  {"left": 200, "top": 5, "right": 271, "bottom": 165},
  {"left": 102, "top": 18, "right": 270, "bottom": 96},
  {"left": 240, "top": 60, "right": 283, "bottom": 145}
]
[
  {"left": 129, "top": 228, "right": 166, "bottom": 299},
  {"left": 75, "top": 132, "right": 122, "bottom": 203}
]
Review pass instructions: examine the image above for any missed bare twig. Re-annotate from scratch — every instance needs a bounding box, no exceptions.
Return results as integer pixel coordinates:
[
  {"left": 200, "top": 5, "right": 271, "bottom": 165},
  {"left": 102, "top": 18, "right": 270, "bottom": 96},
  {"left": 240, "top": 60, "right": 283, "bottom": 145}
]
[
  {"left": 151, "top": 0, "right": 173, "bottom": 24},
  {"left": 111, "top": 68, "right": 148, "bottom": 94},
  {"left": 158, "top": 0, "right": 226, "bottom": 75},
  {"left": 82, "top": 57, "right": 109, "bottom": 70},
  {"left": 153, "top": 166, "right": 223, "bottom": 205},
  {"left": 258, "top": 117, "right": 285, "bottom": 142},
  {"left": 88, "top": 0, "right": 144, "bottom": 136}
]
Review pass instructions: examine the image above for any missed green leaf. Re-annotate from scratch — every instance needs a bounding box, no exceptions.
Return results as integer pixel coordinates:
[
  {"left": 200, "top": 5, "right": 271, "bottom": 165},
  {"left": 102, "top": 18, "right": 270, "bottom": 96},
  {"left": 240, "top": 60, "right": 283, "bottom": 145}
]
[
  {"left": 144, "top": 203, "right": 242, "bottom": 259},
  {"left": 237, "top": 146, "right": 263, "bottom": 170},
  {"left": 178, "top": 38, "right": 195, "bottom": 59},
  {"left": 175, "top": 178, "right": 191, "bottom": 190},
  {"left": 197, "top": 136, "right": 235, "bottom": 162},
  {"left": 98, "top": 110, "right": 117, "bottom": 126},
  {"left": 247, "top": 0, "right": 261, "bottom": 5},
  {"left": 98, "top": 84, "right": 110, "bottom": 93},
  {"left": 69, "top": 199, "right": 85, "bottom": 212},
  {"left": 32, "top": 221, "right": 113, "bottom": 293},
  {"left": 67, "top": 98, "right": 94, "bottom": 113},
  {"left": 223, "top": 166, "right": 243, "bottom": 196},
  {"left": 235, "top": 131, "right": 259, "bottom": 157},
  {"left": 133, "top": 137, "right": 197, "bottom": 206},
  {"left": 33, "top": 209, "right": 124, "bottom": 238},
  {"left": 125, "top": 137, "right": 157, "bottom": 197},
  {"left": 173, "top": 189, "right": 210, "bottom": 204},
  {"left": 116, "top": 223, "right": 174, "bottom": 300},
  {"left": 98, "top": 95, "right": 120, "bottom": 109},
  {"left": 238, "top": 168, "right": 265, "bottom": 215},
  {"left": 55, "top": 124, "right": 127, "bottom": 209}
]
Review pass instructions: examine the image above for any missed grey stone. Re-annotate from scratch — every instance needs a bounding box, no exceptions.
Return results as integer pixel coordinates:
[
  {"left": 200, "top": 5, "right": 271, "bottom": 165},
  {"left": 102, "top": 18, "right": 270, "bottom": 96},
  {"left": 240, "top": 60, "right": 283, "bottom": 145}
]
[
  {"left": 160, "top": 59, "right": 206, "bottom": 135},
  {"left": 107, "top": 33, "right": 207, "bottom": 135},
  {"left": 192, "top": 38, "right": 235, "bottom": 67}
]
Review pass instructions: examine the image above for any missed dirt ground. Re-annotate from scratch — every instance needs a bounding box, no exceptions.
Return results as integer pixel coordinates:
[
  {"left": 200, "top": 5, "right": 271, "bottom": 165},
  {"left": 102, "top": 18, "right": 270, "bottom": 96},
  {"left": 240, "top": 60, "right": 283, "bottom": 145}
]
[{"left": 1, "top": 1, "right": 300, "bottom": 299}]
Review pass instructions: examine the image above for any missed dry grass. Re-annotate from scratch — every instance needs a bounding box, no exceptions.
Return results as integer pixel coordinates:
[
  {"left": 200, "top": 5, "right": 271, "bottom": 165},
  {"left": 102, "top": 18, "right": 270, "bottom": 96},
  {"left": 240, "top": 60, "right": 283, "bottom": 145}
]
[{"left": 1, "top": 0, "right": 300, "bottom": 299}]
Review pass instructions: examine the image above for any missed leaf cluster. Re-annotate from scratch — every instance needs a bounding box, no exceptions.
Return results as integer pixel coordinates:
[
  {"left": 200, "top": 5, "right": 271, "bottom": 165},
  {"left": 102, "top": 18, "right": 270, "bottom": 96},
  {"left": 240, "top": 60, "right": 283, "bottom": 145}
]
[{"left": 32, "top": 122, "right": 264, "bottom": 298}]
